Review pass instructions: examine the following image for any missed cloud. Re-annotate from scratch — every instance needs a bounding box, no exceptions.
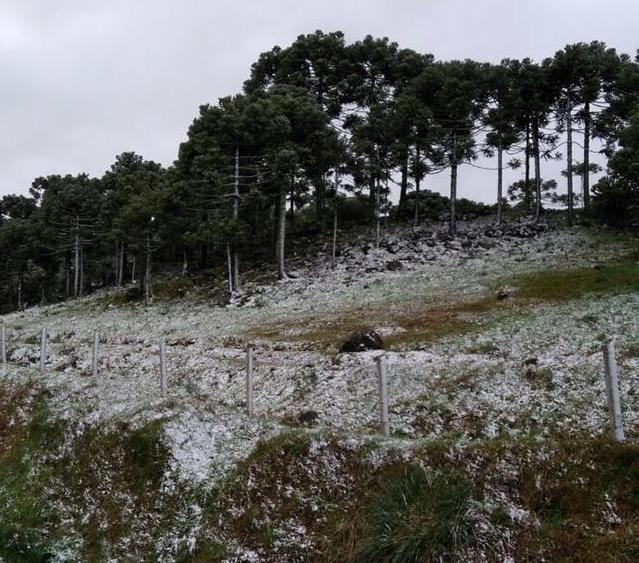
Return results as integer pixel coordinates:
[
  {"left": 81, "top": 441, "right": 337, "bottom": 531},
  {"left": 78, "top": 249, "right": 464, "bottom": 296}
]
[{"left": 0, "top": 0, "right": 636, "bottom": 200}]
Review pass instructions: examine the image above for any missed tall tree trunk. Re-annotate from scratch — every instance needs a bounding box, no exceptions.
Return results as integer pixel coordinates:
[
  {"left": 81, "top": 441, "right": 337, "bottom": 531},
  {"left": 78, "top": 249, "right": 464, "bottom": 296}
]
[
  {"left": 74, "top": 216, "right": 79, "bottom": 297},
  {"left": 181, "top": 251, "right": 188, "bottom": 277},
  {"left": 497, "top": 135, "right": 503, "bottom": 225},
  {"left": 17, "top": 276, "right": 22, "bottom": 310},
  {"left": 79, "top": 240, "right": 84, "bottom": 297},
  {"left": 368, "top": 164, "right": 377, "bottom": 220},
  {"left": 230, "top": 145, "right": 240, "bottom": 293},
  {"left": 375, "top": 174, "right": 381, "bottom": 249},
  {"left": 331, "top": 207, "right": 338, "bottom": 270},
  {"left": 144, "top": 234, "right": 151, "bottom": 304},
  {"left": 525, "top": 122, "right": 531, "bottom": 214},
  {"left": 566, "top": 102, "right": 574, "bottom": 225},
  {"left": 118, "top": 242, "right": 125, "bottom": 286},
  {"left": 276, "top": 187, "right": 287, "bottom": 280},
  {"left": 583, "top": 101, "right": 591, "bottom": 212},
  {"left": 114, "top": 241, "right": 119, "bottom": 286},
  {"left": 226, "top": 243, "right": 233, "bottom": 296},
  {"left": 413, "top": 145, "right": 421, "bottom": 228},
  {"left": 533, "top": 118, "right": 542, "bottom": 222},
  {"left": 399, "top": 152, "right": 409, "bottom": 210},
  {"left": 65, "top": 253, "right": 70, "bottom": 298},
  {"left": 450, "top": 134, "right": 457, "bottom": 236}
]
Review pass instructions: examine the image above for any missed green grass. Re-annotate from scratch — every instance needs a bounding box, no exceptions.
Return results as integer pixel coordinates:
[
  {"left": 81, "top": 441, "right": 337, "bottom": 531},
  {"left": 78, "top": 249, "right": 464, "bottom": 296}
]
[
  {"left": 0, "top": 385, "right": 64, "bottom": 562},
  {"left": 353, "top": 466, "right": 475, "bottom": 563},
  {"left": 175, "top": 539, "right": 227, "bottom": 562},
  {"left": 200, "top": 429, "right": 639, "bottom": 562},
  {"left": 517, "top": 437, "right": 639, "bottom": 561},
  {"left": 55, "top": 419, "right": 172, "bottom": 560},
  {"left": 5, "top": 391, "right": 639, "bottom": 563},
  {"left": 512, "top": 256, "right": 639, "bottom": 301},
  {"left": 0, "top": 385, "right": 198, "bottom": 562}
]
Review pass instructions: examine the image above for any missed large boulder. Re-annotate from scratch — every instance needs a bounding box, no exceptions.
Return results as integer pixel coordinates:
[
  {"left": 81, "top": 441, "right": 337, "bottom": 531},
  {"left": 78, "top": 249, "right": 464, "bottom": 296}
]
[{"left": 339, "top": 330, "right": 384, "bottom": 353}]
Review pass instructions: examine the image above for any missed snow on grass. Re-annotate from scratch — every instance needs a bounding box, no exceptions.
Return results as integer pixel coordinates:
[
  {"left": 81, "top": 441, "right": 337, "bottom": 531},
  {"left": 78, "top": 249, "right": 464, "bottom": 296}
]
[{"left": 0, "top": 224, "right": 633, "bottom": 485}]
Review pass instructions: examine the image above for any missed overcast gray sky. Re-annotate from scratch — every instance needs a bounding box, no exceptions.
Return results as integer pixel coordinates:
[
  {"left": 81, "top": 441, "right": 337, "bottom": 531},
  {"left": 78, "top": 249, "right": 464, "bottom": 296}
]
[{"left": 1, "top": 0, "right": 638, "bottom": 202}]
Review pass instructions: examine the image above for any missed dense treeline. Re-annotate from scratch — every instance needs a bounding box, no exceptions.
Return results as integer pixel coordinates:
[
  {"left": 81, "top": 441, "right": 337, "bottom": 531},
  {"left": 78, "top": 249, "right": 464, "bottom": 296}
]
[{"left": 1, "top": 31, "right": 639, "bottom": 312}]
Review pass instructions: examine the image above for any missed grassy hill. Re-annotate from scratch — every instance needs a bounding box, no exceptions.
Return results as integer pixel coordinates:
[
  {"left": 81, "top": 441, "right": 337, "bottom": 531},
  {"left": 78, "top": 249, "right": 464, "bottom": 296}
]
[{"left": 1, "top": 221, "right": 639, "bottom": 562}]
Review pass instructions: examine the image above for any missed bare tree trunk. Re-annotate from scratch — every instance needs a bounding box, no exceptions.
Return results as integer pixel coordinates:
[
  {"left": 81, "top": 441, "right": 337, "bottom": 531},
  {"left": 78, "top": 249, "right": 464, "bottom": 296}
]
[
  {"left": 131, "top": 257, "right": 136, "bottom": 283},
  {"left": 65, "top": 254, "right": 70, "bottom": 297},
  {"left": 227, "top": 243, "right": 233, "bottom": 295},
  {"left": 368, "top": 165, "right": 376, "bottom": 220},
  {"left": 413, "top": 145, "right": 421, "bottom": 228},
  {"left": 450, "top": 134, "right": 457, "bottom": 236},
  {"left": 525, "top": 122, "right": 531, "bottom": 214},
  {"left": 118, "top": 242, "right": 125, "bottom": 286},
  {"left": 79, "top": 240, "right": 84, "bottom": 297},
  {"left": 533, "top": 119, "right": 542, "bottom": 222},
  {"left": 17, "top": 276, "right": 22, "bottom": 310},
  {"left": 375, "top": 174, "right": 381, "bottom": 249},
  {"left": 583, "top": 101, "right": 591, "bottom": 212},
  {"left": 399, "top": 152, "right": 409, "bottom": 210},
  {"left": 114, "top": 241, "right": 119, "bottom": 286},
  {"left": 276, "top": 188, "right": 287, "bottom": 280},
  {"left": 230, "top": 145, "right": 240, "bottom": 292},
  {"left": 181, "top": 251, "right": 188, "bottom": 277},
  {"left": 331, "top": 207, "right": 338, "bottom": 270},
  {"left": 74, "top": 215, "right": 79, "bottom": 297},
  {"left": 497, "top": 135, "right": 503, "bottom": 225},
  {"left": 566, "top": 102, "right": 574, "bottom": 225},
  {"left": 145, "top": 234, "right": 151, "bottom": 304}
]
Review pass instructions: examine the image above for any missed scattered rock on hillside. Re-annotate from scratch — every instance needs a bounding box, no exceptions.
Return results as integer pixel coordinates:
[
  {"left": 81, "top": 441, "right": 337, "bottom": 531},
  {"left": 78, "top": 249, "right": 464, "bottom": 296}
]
[
  {"left": 386, "top": 260, "right": 403, "bottom": 271},
  {"left": 10, "top": 347, "right": 39, "bottom": 366},
  {"left": 298, "top": 410, "right": 319, "bottom": 425},
  {"left": 339, "top": 330, "right": 384, "bottom": 353},
  {"left": 497, "top": 287, "right": 511, "bottom": 301}
]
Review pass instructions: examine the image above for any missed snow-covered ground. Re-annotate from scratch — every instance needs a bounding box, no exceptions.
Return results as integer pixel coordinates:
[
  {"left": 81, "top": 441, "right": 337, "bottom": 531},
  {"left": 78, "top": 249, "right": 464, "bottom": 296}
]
[
  {"left": 1, "top": 221, "right": 637, "bottom": 561},
  {"left": 0, "top": 222, "right": 631, "bottom": 482}
]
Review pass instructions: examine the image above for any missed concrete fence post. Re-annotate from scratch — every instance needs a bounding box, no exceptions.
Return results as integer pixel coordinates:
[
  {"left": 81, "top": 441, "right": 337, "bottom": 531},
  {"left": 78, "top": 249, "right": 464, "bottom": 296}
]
[
  {"left": 246, "top": 344, "right": 254, "bottom": 417},
  {"left": 40, "top": 328, "right": 47, "bottom": 375},
  {"left": 160, "top": 341, "right": 168, "bottom": 396},
  {"left": 603, "top": 338, "right": 624, "bottom": 442},
  {"left": 375, "top": 354, "right": 390, "bottom": 438},
  {"left": 92, "top": 331, "right": 99, "bottom": 377},
  {"left": 1, "top": 326, "right": 6, "bottom": 375}
]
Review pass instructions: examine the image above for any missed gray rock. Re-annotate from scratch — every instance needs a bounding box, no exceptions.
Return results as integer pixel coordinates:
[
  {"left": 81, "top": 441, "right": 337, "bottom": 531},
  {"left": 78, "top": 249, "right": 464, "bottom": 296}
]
[{"left": 339, "top": 330, "right": 384, "bottom": 353}]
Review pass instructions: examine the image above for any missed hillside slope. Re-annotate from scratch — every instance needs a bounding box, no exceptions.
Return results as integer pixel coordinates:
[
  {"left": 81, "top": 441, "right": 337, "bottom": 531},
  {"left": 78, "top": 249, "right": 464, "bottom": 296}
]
[{"left": 2, "top": 221, "right": 639, "bottom": 562}]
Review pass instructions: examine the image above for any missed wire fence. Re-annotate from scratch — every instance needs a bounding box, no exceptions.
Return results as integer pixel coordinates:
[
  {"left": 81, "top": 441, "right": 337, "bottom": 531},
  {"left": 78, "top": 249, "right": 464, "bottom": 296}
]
[
  {"left": 2, "top": 326, "right": 392, "bottom": 433},
  {"left": 0, "top": 326, "right": 627, "bottom": 441}
]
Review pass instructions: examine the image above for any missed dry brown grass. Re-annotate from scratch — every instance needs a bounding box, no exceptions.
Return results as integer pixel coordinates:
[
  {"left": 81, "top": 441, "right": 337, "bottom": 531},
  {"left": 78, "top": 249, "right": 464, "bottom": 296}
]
[{"left": 244, "top": 294, "right": 509, "bottom": 350}]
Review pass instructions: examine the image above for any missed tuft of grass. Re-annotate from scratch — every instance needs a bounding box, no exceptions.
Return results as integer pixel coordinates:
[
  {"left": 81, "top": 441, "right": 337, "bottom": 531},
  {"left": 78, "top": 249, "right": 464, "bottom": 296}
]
[
  {"left": 353, "top": 466, "right": 475, "bottom": 563},
  {"left": 466, "top": 340, "right": 498, "bottom": 355},
  {"left": 621, "top": 340, "right": 639, "bottom": 359},
  {"left": 525, "top": 366, "right": 554, "bottom": 389}
]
